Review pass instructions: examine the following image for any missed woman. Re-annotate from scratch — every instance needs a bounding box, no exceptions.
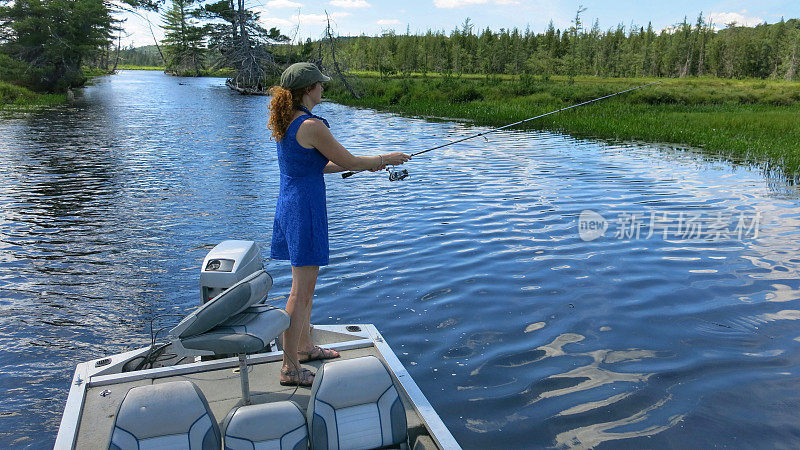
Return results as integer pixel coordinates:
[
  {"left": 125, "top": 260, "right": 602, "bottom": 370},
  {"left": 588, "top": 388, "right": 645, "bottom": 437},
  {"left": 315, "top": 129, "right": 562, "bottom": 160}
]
[{"left": 267, "top": 62, "right": 411, "bottom": 386}]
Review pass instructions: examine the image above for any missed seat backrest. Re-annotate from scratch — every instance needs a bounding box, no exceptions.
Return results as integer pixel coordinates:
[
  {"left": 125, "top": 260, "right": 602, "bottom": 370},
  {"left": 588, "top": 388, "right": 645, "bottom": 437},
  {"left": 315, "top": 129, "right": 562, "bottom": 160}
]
[
  {"left": 179, "top": 305, "right": 291, "bottom": 355},
  {"left": 109, "top": 380, "right": 220, "bottom": 450},
  {"left": 307, "top": 356, "right": 407, "bottom": 450},
  {"left": 222, "top": 401, "right": 307, "bottom": 450},
  {"left": 170, "top": 270, "right": 272, "bottom": 339}
]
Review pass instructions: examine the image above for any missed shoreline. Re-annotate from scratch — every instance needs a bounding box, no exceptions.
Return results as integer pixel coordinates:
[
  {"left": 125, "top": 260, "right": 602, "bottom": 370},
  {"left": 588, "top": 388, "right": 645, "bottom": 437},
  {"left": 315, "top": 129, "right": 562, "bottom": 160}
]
[
  {"left": 5, "top": 69, "right": 799, "bottom": 178},
  {"left": 115, "top": 65, "right": 235, "bottom": 78},
  {"left": 325, "top": 73, "right": 800, "bottom": 176},
  {"left": 0, "top": 81, "right": 66, "bottom": 110},
  {"left": 1, "top": 67, "right": 232, "bottom": 109}
]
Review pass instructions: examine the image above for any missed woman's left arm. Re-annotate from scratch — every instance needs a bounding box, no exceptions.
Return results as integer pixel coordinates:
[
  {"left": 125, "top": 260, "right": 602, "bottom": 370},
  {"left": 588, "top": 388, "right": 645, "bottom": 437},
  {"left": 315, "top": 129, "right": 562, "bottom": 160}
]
[
  {"left": 323, "top": 161, "right": 385, "bottom": 174},
  {"left": 323, "top": 162, "right": 346, "bottom": 173}
]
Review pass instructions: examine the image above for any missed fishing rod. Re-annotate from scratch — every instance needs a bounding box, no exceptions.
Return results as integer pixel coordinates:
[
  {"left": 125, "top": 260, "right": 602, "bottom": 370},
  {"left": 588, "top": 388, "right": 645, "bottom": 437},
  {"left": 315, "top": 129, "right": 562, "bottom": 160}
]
[{"left": 342, "top": 81, "right": 661, "bottom": 180}]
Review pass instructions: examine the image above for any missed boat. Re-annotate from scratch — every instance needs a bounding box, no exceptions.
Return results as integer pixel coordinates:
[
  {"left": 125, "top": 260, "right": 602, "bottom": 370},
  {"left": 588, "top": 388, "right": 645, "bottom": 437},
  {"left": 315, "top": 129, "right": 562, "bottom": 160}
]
[{"left": 55, "top": 240, "right": 460, "bottom": 449}]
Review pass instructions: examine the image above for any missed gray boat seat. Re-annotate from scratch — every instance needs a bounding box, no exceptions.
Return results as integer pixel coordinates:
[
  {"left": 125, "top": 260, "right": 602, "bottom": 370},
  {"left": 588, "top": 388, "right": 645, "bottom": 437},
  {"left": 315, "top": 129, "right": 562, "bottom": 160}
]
[
  {"left": 222, "top": 401, "right": 308, "bottom": 450},
  {"left": 307, "top": 356, "right": 407, "bottom": 450},
  {"left": 109, "top": 380, "right": 220, "bottom": 450},
  {"left": 180, "top": 304, "right": 290, "bottom": 355},
  {"left": 168, "top": 269, "right": 290, "bottom": 405},
  {"left": 169, "top": 270, "right": 283, "bottom": 345}
]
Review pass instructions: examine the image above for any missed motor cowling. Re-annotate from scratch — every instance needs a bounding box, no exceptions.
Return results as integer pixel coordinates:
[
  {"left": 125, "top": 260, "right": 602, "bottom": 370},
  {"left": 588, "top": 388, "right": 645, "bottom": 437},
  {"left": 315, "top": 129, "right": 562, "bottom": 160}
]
[{"left": 200, "top": 240, "right": 264, "bottom": 303}]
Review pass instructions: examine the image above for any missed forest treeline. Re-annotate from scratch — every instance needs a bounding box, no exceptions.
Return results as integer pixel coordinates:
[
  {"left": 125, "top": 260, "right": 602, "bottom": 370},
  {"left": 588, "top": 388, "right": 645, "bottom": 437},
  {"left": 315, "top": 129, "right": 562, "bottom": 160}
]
[
  {"left": 117, "top": 46, "right": 163, "bottom": 67},
  {"left": 319, "top": 15, "right": 800, "bottom": 81},
  {"left": 0, "top": 0, "right": 288, "bottom": 95},
  {"left": 140, "top": 12, "right": 800, "bottom": 82},
  {"left": 0, "top": 0, "right": 132, "bottom": 93},
  {"left": 2, "top": 0, "right": 799, "bottom": 100}
]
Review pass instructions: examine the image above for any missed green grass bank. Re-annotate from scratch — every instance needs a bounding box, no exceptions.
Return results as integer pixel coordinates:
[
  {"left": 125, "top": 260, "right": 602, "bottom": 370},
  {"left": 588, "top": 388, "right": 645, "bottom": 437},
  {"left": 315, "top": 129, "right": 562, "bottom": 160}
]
[
  {"left": 325, "top": 73, "right": 800, "bottom": 175},
  {"left": 0, "top": 81, "right": 65, "bottom": 109},
  {"left": 1, "top": 66, "right": 233, "bottom": 108},
  {"left": 116, "top": 65, "right": 235, "bottom": 78},
  {"left": 1, "top": 66, "right": 109, "bottom": 108}
]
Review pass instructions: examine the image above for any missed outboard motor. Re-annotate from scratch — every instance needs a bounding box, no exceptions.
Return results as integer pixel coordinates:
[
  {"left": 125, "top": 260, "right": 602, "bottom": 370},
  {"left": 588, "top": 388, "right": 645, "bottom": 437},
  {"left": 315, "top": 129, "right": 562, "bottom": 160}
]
[
  {"left": 200, "top": 240, "right": 264, "bottom": 303},
  {"left": 167, "top": 240, "right": 288, "bottom": 405}
]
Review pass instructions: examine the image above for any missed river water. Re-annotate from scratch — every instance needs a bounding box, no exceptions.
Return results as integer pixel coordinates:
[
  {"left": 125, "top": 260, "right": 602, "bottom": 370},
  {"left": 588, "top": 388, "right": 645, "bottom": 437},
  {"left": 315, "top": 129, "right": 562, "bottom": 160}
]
[{"left": 2, "top": 70, "right": 800, "bottom": 448}]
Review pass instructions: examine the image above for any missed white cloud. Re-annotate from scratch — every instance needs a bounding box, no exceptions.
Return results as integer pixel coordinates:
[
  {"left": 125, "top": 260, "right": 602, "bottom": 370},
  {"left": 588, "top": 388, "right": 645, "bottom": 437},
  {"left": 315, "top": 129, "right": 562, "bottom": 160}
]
[
  {"left": 293, "top": 11, "right": 351, "bottom": 25},
  {"left": 434, "top": 0, "right": 487, "bottom": 7},
  {"left": 377, "top": 19, "right": 401, "bottom": 25},
  {"left": 434, "top": 0, "right": 518, "bottom": 8},
  {"left": 329, "top": 0, "right": 370, "bottom": 7},
  {"left": 256, "top": 11, "right": 351, "bottom": 28},
  {"left": 707, "top": 11, "right": 764, "bottom": 28},
  {"left": 254, "top": 10, "right": 352, "bottom": 42},
  {"left": 259, "top": 15, "right": 296, "bottom": 28},
  {"left": 116, "top": 10, "right": 164, "bottom": 48},
  {"left": 266, "top": 0, "right": 302, "bottom": 8}
]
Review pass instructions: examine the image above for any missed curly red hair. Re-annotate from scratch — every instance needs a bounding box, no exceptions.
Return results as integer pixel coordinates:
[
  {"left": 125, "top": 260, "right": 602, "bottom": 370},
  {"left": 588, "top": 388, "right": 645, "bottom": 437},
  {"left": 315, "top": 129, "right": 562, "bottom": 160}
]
[{"left": 267, "top": 85, "right": 314, "bottom": 141}]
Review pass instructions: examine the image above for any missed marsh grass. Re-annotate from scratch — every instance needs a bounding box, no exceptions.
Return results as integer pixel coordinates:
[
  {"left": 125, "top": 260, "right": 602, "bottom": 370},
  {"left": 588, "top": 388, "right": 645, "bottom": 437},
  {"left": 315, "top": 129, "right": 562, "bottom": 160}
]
[
  {"left": 116, "top": 65, "right": 236, "bottom": 78},
  {"left": 326, "top": 73, "right": 800, "bottom": 174},
  {"left": 0, "top": 82, "right": 65, "bottom": 109},
  {"left": 116, "top": 65, "right": 164, "bottom": 71}
]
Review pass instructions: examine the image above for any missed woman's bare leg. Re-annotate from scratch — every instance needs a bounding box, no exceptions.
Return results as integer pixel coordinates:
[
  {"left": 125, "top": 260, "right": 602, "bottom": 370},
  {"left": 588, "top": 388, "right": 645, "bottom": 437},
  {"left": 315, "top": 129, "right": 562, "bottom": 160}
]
[
  {"left": 298, "top": 282, "right": 314, "bottom": 351},
  {"left": 297, "top": 269, "right": 339, "bottom": 359},
  {"left": 298, "top": 313, "right": 314, "bottom": 351},
  {"left": 282, "top": 265, "right": 319, "bottom": 379}
]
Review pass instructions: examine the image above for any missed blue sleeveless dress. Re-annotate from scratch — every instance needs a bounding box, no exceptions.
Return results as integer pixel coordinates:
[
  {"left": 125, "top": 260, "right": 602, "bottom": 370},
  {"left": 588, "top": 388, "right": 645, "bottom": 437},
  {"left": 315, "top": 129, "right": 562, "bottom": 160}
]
[{"left": 270, "top": 108, "right": 330, "bottom": 266}]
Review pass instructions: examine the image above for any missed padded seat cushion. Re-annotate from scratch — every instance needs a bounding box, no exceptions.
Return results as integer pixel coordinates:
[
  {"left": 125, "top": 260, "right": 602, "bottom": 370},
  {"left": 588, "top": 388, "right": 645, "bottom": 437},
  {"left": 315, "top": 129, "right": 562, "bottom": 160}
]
[
  {"left": 222, "top": 401, "right": 307, "bottom": 450},
  {"left": 170, "top": 270, "right": 272, "bottom": 340},
  {"left": 307, "top": 356, "right": 407, "bottom": 450},
  {"left": 180, "top": 304, "right": 290, "bottom": 355},
  {"left": 109, "top": 380, "right": 220, "bottom": 450}
]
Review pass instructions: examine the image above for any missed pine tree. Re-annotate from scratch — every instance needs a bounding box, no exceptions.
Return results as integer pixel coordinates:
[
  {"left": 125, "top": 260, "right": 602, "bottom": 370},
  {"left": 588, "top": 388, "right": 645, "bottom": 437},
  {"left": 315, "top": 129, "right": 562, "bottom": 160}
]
[
  {"left": 565, "top": 5, "right": 587, "bottom": 83},
  {"left": 0, "top": 0, "right": 116, "bottom": 91},
  {"left": 161, "top": 0, "right": 206, "bottom": 76},
  {"left": 643, "top": 22, "right": 655, "bottom": 75}
]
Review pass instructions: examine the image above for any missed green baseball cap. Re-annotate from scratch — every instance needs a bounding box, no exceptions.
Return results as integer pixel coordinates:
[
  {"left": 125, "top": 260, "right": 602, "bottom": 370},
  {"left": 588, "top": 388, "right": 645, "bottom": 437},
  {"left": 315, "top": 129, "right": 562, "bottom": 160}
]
[{"left": 279, "top": 62, "right": 331, "bottom": 90}]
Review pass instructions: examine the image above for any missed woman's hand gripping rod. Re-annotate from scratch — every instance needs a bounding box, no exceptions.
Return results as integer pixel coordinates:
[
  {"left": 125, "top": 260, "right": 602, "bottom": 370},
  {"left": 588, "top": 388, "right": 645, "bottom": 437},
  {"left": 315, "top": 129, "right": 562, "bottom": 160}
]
[{"left": 342, "top": 81, "right": 661, "bottom": 180}]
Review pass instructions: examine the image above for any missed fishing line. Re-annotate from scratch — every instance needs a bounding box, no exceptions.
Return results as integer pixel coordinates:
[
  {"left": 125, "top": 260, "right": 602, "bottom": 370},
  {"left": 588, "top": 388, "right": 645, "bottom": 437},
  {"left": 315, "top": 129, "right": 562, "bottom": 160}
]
[{"left": 342, "top": 81, "right": 661, "bottom": 180}]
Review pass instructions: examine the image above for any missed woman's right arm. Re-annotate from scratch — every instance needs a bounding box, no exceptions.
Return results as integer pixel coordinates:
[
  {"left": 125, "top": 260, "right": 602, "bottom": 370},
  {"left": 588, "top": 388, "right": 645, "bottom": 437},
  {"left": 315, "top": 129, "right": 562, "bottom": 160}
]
[{"left": 300, "top": 119, "right": 410, "bottom": 171}]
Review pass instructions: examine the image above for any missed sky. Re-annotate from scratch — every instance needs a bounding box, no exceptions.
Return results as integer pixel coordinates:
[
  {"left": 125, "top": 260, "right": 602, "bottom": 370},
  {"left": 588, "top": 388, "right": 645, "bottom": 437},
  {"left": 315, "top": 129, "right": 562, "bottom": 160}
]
[{"left": 118, "top": 0, "right": 800, "bottom": 48}]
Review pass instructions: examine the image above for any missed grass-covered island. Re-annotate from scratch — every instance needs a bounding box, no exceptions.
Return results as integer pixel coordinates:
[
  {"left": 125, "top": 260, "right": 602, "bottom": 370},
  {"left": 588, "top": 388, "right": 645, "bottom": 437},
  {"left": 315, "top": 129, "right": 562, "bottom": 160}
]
[
  {"left": 115, "top": 65, "right": 236, "bottom": 78},
  {"left": 325, "top": 73, "right": 800, "bottom": 176}
]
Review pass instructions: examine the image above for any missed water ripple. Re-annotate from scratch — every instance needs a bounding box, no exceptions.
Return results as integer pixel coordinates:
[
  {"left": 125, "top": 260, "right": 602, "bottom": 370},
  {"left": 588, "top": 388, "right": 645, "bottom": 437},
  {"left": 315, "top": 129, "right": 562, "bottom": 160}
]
[{"left": 1, "top": 71, "right": 800, "bottom": 448}]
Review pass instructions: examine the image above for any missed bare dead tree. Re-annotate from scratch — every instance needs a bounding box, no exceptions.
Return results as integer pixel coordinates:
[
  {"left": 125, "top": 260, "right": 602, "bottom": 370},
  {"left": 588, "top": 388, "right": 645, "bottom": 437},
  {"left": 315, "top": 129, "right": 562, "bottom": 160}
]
[
  {"left": 112, "top": 33, "right": 122, "bottom": 71},
  {"left": 224, "top": 43, "right": 279, "bottom": 93},
  {"left": 322, "top": 10, "right": 361, "bottom": 99},
  {"left": 207, "top": 0, "right": 280, "bottom": 93},
  {"left": 786, "top": 45, "right": 798, "bottom": 81},
  {"left": 107, "top": 3, "right": 166, "bottom": 65}
]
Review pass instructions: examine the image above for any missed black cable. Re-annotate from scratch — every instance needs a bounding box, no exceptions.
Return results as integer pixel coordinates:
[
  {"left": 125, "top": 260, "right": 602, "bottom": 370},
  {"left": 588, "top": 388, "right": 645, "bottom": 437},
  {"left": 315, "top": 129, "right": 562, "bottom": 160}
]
[
  {"left": 134, "top": 313, "right": 186, "bottom": 371},
  {"left": 133, "top": 342, "right": 170, "bottom": 371}
]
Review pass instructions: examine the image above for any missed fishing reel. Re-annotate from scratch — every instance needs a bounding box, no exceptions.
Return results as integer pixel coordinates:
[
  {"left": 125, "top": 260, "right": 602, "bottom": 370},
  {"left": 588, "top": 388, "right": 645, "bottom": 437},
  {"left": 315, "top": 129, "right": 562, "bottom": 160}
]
[
  {"left": 341, "top": 166, "right": 408, "bottom": 180},
  {"left": 387, "top": 167, "right": 409, "bottom": 181}
]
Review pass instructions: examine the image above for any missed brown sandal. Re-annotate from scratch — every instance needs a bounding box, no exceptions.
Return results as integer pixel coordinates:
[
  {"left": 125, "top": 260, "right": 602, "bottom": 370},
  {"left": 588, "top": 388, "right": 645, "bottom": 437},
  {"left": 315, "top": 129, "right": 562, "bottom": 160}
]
[
  {"left": 298, "top": 345, "right": 341, "bottom": 363},
  {"left": 279, "top": 367, "right": 314, "bottom": 387}
]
